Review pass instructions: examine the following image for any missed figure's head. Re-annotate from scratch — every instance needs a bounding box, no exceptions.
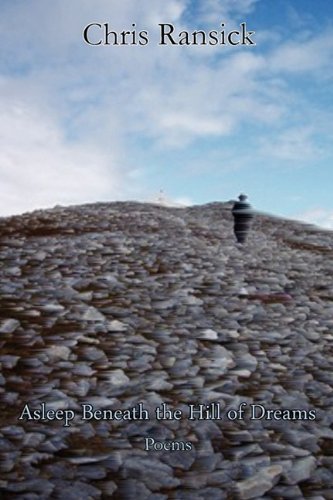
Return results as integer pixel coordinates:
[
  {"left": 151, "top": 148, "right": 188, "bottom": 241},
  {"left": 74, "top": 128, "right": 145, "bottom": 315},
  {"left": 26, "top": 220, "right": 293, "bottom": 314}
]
[{"left": 239, "top": 194, "right": 247, "bottom": 201}]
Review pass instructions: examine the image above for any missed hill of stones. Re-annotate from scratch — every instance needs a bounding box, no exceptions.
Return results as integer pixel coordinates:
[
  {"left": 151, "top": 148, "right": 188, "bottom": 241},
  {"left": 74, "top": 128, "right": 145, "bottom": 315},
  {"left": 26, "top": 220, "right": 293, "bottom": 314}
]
[{"left": 1, "top": 200, "right": 333, "bottom": 499}]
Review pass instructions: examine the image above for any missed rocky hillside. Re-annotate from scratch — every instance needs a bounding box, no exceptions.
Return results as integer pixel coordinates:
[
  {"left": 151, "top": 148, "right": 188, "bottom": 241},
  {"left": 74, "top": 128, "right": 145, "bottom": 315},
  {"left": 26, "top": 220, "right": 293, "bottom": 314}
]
[{"left": 1, "top": 201, "right": 333, "bottom": 499}]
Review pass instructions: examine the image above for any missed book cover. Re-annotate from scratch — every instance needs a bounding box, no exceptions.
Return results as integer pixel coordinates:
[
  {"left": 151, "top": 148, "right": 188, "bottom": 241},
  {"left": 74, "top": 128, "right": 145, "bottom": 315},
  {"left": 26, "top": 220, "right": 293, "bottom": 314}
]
[{"left": 1, "top": 1, "right": 333, "bottom": 498}]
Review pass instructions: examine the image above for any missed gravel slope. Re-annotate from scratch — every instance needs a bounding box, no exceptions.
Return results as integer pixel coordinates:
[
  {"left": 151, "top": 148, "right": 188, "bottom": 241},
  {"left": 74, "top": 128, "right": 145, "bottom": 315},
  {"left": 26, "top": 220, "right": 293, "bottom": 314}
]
[{"left": 1, "top": 201, "right": 333, "bottom": 499}]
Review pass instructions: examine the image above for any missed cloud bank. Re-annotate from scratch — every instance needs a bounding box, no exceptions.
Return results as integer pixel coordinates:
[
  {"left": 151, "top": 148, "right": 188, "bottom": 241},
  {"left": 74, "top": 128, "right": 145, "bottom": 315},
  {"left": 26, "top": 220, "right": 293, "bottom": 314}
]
[{"left": 0, "top": 0, "right": 332, "bottom": 217}]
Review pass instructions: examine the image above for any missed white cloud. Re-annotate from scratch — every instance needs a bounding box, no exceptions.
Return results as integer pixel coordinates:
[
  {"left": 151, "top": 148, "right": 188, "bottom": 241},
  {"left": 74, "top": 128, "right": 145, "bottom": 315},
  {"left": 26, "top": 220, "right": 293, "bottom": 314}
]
[
  {"left": 156, "top": 111, "right": 234, "bottom": 147},
  {"left": 0, "top": 94, "right": 122, "bottom": 216},
  {"left": 258, "top": 126, "right": 323, "bottom": 162},
  {"left": 197, "top": 0, "right": 260, "bottom": 24},
  {"left": 270, "top": 29, "right": 333, "bottom": 74},
  {"left": 293, "top": 208, "right": 333, "bottom": 230}
]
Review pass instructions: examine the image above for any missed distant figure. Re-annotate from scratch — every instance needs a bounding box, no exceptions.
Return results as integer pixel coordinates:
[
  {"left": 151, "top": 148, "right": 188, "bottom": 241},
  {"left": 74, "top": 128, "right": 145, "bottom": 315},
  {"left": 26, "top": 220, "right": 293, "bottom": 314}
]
[
  {"left": 232, "top": 194, "right": 254, "bottom": 244},
  {"left": 156, "top": 189, "right": 166, "bottom": 204}
]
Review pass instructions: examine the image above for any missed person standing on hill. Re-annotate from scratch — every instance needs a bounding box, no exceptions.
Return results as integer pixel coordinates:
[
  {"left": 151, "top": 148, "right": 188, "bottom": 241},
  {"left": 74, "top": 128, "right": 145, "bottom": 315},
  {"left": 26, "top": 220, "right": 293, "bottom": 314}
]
[{"left": 232, "top": 194, "right": 254, "bottom": 244}]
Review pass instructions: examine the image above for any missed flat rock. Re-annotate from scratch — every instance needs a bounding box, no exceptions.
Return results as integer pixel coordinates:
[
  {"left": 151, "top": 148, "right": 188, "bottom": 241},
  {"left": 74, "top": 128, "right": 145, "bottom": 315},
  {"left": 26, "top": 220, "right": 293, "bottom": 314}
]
[
  {"left": 82, "top": 307, "right": 106, "bottom": 321},
  {"left": 234, "top": 465, "right": 283, "bottom": 499},
  {"left": 282, "top": 456, "right": 317, "bottom": 485},
  {"left": 0, "top": 319, "right": 20, "bottom": 334},
  {"left": 122, "top": 457, "right": 181, "bottom": 490}
]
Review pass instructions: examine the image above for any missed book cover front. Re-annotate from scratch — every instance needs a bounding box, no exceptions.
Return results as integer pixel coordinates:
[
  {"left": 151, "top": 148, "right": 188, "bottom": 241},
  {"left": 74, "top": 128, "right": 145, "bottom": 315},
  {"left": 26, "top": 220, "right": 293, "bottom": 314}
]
[{"left": 1, "top": 1, "right": 333, "bottom": 499}]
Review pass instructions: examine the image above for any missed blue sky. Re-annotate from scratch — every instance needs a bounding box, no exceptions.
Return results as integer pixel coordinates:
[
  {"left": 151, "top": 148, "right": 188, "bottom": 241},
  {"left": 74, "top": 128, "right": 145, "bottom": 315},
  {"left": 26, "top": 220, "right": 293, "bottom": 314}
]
[{"left": 1, "top": 0, "right": 333, "bottom": 227}]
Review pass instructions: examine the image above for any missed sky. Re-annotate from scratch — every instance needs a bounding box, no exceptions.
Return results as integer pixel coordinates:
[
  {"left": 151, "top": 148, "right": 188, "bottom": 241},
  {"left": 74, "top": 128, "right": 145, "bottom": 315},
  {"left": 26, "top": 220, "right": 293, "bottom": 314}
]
[{"left": 1, "top": 0, "right": 333, "bottom": 228}]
